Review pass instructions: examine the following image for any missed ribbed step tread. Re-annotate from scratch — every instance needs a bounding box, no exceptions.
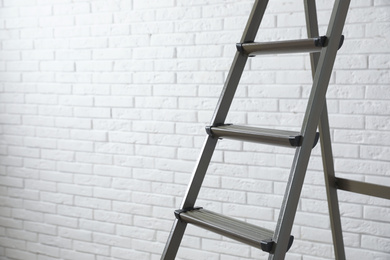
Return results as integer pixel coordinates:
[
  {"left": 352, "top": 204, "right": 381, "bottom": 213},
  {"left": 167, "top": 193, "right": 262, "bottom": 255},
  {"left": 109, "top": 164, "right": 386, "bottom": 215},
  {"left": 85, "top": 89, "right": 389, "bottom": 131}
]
[
  {"left": 208, "top": 125, "right": 304, "bottom": 147},
  {"left": 176, "top": 208, "right": 293, "bottom": 252}
]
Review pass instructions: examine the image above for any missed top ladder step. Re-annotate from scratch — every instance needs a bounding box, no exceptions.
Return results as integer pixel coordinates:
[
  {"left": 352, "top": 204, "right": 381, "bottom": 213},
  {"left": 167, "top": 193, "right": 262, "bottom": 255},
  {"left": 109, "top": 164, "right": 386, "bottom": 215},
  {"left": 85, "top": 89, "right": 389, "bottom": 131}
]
[
  {"left": 206, "top": 124, "right": 319, "bottom": 148},
  {"left": 236, "top": 35, "right": 344, "bottom": 56},
  {"left": 175, "top": 207, "right": 294, "bottom": 253}
]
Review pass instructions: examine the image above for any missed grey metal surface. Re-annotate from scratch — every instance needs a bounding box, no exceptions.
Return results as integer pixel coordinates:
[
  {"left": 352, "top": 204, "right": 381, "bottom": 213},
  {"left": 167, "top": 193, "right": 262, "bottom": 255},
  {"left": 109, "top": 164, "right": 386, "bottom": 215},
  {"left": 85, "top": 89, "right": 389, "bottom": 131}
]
[
  {"left": 179, "top": 208, "right": 274, "bottom": 250},
  {"left": 270, "top": 0, "right": 351, "bottom": 259},
  {"left": 161, "top": 1, "right": 269, "bottom": 259},
  {"left": 239, "top": 38, "right": 323, "bottom": 56},
  {"left": 304, "top": 0, "right": 346, "bottom": 259},
  {"left": 210, "top": 125, "right": 302, "bottom": 147},
  {"left": 160, "top": 136, "right": 217, "bottom": 260},
  {"left": 336, "top": 178, "right": 390, "bottom": 200}
]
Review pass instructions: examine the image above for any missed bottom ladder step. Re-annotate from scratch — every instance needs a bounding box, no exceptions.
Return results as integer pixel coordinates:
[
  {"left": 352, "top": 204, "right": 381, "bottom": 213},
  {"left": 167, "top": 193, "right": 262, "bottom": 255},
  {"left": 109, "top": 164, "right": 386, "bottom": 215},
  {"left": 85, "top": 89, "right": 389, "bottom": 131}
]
[{"left": 175, "top": 207, "right": 294, "bottom": 253}]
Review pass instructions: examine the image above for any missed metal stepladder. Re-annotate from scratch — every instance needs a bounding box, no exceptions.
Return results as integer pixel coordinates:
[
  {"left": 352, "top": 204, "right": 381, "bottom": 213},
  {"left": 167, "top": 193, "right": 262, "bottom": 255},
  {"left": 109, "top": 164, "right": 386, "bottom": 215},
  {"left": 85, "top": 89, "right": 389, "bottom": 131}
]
[{"left": 161, "top": 0, "right": 389, "bottom": 259}]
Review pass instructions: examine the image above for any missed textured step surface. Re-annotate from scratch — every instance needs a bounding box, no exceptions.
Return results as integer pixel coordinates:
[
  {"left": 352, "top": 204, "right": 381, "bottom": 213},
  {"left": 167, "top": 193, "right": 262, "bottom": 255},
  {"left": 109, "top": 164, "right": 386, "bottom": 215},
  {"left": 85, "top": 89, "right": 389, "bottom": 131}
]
[
  {"left": 176, "top": 208, "right": 294, "bottom": 252},
  {"left": 207, "top": 125, "right": 302, "bottom": 147}
]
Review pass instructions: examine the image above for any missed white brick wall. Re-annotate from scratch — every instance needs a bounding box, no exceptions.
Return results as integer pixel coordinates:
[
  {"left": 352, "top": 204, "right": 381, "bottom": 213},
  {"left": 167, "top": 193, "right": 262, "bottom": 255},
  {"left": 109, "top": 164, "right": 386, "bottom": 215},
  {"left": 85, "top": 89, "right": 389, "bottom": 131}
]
[{"left": 0, "top": 0, "right": 389, "bottom": 259}]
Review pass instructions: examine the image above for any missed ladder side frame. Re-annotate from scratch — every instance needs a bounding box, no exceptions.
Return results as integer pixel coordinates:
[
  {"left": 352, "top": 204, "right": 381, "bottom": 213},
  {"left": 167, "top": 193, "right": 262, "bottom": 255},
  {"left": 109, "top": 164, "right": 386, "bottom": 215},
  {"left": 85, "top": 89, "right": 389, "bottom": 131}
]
[
  {"left": 304, "top": 1, "right": 346, "bottom": 259},
  {"left": 161, "top": 1, "right": 269, "bottom": 259},
  {"left": 270, "top": 0, "right": 351, "bottom": 259}
]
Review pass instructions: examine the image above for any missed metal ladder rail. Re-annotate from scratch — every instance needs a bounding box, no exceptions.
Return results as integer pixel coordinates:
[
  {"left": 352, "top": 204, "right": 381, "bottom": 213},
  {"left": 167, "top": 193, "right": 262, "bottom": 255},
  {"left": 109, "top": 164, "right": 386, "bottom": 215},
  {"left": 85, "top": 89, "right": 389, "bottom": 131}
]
[
  {"left": 160, "top": 1, "right": 269, "bottom": 259},
  {"left": 304, "top": 0, "right": 346, "bottom": 259},
  {"left": 269, "top": 0, "right": 350, "bottom": 259}
]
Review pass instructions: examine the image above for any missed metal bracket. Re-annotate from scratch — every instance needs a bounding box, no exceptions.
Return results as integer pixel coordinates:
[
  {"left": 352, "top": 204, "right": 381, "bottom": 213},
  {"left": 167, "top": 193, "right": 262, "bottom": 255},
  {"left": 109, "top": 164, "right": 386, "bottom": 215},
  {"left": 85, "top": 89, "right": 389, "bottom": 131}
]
[
  {"left": 205, "top": 123, "right": 232, "bottom": 138},
  {"left": 261, "top": 236, "right": 294, "bottom": 253},
  {"left": 314, "top": 35, "right": 345, "bottom": 50},
  {"left": 174, "top": 207, "right": 203, "bottom": 220}
]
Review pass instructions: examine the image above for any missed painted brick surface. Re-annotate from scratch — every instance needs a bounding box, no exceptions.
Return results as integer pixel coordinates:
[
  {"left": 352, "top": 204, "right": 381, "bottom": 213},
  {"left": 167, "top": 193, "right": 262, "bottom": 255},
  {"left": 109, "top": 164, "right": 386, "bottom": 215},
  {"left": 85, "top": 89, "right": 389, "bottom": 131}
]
[{"left": 0, "top": 0, "right": 389, "bottom": 260}]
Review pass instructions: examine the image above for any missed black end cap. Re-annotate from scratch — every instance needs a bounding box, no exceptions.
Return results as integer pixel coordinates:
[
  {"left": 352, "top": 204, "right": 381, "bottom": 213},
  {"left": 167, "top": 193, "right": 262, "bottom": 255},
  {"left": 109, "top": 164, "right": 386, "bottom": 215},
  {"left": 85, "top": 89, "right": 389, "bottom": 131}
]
[
  {"left": 261, "top": 235, "right": 294, "bottom": 253},
  {"left": 174, "top": 207, "right": 203, "bottom": 220},
  {"left": 290, "top": 133, "right": 319, "bottom": 148},
  {"left": 205, "top": 123, "right": 232, "bottom": 138},
  {"left": 287, "top": 235, "right": 294, "bottom": 251},
  {"left": 260, "top": 239, "right": 274, "bottom": 253},
  {"left": 236, "top": 43, "right": 244, "bottom": 53},
  {"left": 205, "top": 126, "right": 213, "bottom": 137},
  {"left": 315, "top": 36, "right": 327, "bottom": 47},
  {"left": 315, "top": 35, "right": 344, "bottom": 50},
  {"left": 338, "top": 35, "right": 345, "bottom": 50},
  {"left": 313, "top": 132, "right": 320, "bottom": 148},
  {"left": 289, "top": 135, "right": 302, "bottom": 147}
]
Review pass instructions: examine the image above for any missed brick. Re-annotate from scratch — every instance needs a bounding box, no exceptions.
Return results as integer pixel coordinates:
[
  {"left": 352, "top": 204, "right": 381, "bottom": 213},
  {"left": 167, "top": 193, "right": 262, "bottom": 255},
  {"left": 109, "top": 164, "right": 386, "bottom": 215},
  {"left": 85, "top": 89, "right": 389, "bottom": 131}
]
[
  {"left": 369, "top": 54, "right": 390, "bottom": 69},
  {"left": 72, "top": 84, "right": 110, "bottom": 95},
  {"left": 76, "top": 13, "right": 112, "bottom": 25},
  {"left": 91, "top": 0, "right": 131, "bottom": 13},
  {"left": 53, "top": 3, "right": 90, "bottom": 15},
  {"left": 79, "top": 219, "right": 115, "bottom": 234},
  {"left": 57, "top": 161, "right": 92, "bottom": 174},
  {"left": 133, "top": 72, "right": 175, "bottom": 84},
  {"left": 360, "top": 145, "right": 390, "bottom": 161},
  {"left": 74, "top": 107, "right": 111, "bottom": 118},
  {"left": 55, "top": 117, "right": 91, "bottom": 129},
  {"left": 76, "top": 61, "right": 112, "bottom": 72},
  {"left": 0, "top": 50, "right": 20, "bottom": 61},
  {"left": 40, "top": 61, "right": 74, "bottom": 72},
  {"left": 57, "top": 183, "right": 93, "bottom": 197},
  {"left": 92, "top": 49, "right": 131, "bottom": 60},
  {"left": 113, "top": 201, "right": 152, "bottom": 216},
  {"left": 70, "top": 38, "right": 107, "bottom": 49},
  {"left": 39, "top": 234, "right": 72, "bottom": 250},
  {"left": 176, "top": 18, "right": 222, "bottom": 32},
  {"left": 60, "top": 249, "right": 95, "bottom": 260},
  {"left": 5, "top": 17, "right": 38, "bottom": 29},
  {"left": 93, "top": 164, "right": 131, "bottom": 178},
  {"left": 7, "top": 61, "right": 39, "bottom": 71},
  {"left": 133, "top": 0, "right": 174, "bottom": 10},
  {"left": 6, "top": 249, "right": 37, "bottom": 260},
  {"left": 54, "top": 27, "right": 90, "bottom": 38},
  {"left": 177, "top": 45, "right": 222, "bottom": 58},
  {"left": 110, "top": 35, "right": 150, "bottom": 48},
  {"left": 133, "top": 47, "right": 175, "bottom": 59},
  {"left": 74, "top": 174, "right": 111, "bottom": 188},
  {"left": 93, "top": 210, "right": 132, "bottom": 225},
  {"left": 92, "top": 24, "right": 130, "bottom": 37},
  {"left": 24, "top": 221, "right": 56, "bottom": 236},
  {"left": 7, "top": 228, "right": 38, "bottom": 242},
  {"left": 74, "top": 240, "right": 110, "bottom": 256},
  {"left": 75, "top": 196, "right": 111, "bottom": 211},
  {"left": 111, "top": 247, "right": 150, "bottom": 260},
  {"left": 55, "top": 50, "right": 91, "bottom": 60},
  {"left": 57, "top": 204, "right": 92, "bottom": 219},
  {"left": 93, "top": 187, "right": 131, "bottom": 201},
  {"left": 92, "top": 72, "right": 132, "bottom": 84},
  {"left": 58, "top": 227, "right": 91, "bottom": 242}
]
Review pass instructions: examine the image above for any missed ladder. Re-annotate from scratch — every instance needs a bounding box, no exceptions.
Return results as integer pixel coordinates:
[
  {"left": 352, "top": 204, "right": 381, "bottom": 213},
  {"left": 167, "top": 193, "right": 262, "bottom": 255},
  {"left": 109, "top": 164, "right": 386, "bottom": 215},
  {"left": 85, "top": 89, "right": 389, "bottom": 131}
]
[{"left": 161, "top": 0, "right": 387, "bottom": 259}]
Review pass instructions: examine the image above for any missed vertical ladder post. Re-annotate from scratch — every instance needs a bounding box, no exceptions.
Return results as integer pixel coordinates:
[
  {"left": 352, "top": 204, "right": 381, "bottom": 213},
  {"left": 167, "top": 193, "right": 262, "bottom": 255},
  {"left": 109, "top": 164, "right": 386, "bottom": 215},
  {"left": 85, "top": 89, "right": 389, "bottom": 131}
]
[
  {"left": 270, "top": 0, "right": 350, "bottom": 259},
  {"left": 304, "top": 0, "right": 346, "bottom": 259},
  {"left": 160, "top": 1, "right": 269, "bottom": 259}
]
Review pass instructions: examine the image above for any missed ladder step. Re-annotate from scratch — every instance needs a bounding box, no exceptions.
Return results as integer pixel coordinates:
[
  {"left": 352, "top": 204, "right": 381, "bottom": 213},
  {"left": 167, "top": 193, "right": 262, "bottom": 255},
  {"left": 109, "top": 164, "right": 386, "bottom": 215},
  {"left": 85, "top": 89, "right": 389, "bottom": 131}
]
[
  {"left": 206, "top": 124, "right": 319, "bottom": 148},
  {"left": 236, "top": 35, "right": 344, "bottom": 56},
  {"left": 175, "top": 207, "right": 294, "bottom": 253}
]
